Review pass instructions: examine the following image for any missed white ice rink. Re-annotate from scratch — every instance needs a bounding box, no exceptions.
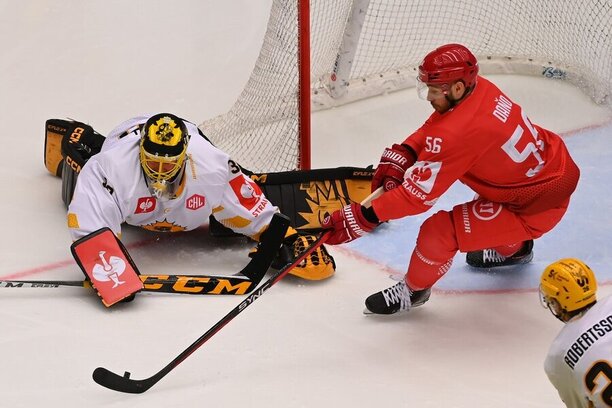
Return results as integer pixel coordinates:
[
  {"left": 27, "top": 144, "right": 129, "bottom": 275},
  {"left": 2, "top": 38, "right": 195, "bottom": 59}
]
[{"left": 1, "top": 1, "right": 611, "bottom": 407}]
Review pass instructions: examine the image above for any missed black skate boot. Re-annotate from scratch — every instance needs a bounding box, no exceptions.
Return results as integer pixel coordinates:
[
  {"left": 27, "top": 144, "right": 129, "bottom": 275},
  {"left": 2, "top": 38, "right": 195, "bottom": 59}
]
[
  {"left": 466, "top": 240, "right": 534, "bottom": 268},
  {"left": 364, "top": 281, "right": 431, "bottom": 315}
]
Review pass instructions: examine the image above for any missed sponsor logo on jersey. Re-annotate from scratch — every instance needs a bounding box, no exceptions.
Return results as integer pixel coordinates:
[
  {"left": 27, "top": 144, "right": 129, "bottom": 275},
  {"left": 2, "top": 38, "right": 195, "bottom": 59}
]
[
  {"left": 186, "top": 194, "right": 205, "bottom": 210},
  {"left": 471, "top": 199, "right": 503, "bottom": 221},
  {"left": 135, "top": 197, "right": 156, "bottom": 214},
  {"left": 402, "top": 161, "right": 441, "bottom": 199},
  {"left": 229, "top": 176, "right": 263, "bottom": 210}
]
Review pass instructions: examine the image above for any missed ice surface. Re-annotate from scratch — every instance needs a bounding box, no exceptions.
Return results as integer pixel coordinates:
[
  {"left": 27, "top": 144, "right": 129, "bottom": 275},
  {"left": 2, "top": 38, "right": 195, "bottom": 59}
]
[{"left": 1, "top": 1, "right": 611, "bottom": 407}]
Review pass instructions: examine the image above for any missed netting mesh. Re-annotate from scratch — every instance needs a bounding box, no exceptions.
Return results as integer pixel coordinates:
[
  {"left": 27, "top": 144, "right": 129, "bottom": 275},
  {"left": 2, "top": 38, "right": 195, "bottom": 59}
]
[{"left": 200, "top": 0, "right": 611, "bottom": 172}]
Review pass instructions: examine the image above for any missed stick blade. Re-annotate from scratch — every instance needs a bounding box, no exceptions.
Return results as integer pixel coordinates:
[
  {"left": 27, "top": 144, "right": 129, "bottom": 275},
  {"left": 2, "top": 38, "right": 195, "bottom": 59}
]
[{"left": 93, "top": 367, "right": 155, "bottom": 394}]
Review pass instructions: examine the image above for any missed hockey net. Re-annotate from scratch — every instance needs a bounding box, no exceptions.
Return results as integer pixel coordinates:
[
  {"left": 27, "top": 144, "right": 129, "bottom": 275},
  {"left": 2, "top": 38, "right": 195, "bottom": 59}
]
[{"left": 199, "top": 0, "right": 611, "bottom": 172}]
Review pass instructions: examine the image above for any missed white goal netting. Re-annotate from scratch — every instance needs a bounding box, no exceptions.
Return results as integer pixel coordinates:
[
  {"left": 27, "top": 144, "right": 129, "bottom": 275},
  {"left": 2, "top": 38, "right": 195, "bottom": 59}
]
[{"left": 200, "top": 0, "right": 611, "bottom": 172}]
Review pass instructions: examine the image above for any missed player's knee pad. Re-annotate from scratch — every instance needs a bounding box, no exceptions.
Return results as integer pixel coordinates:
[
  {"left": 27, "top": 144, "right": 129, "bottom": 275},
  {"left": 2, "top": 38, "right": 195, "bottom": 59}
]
[{"left": 415, "top": 210, "right": 459, "bottom": 262}]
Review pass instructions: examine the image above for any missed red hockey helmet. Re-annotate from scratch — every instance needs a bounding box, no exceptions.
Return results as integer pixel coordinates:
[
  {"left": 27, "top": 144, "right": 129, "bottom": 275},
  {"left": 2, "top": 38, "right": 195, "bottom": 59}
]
[{"left": 418, "top": 44, "right": 479, "bottom": 89}]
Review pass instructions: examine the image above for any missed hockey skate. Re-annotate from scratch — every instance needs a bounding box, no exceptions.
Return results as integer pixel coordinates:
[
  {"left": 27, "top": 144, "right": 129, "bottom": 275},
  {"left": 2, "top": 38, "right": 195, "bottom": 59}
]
[
  {"left": 364, "top": 280, "right": 431, "bottom": 315},
  {"left": 465, "top": 240, "right": 534, "bottom": 268}
]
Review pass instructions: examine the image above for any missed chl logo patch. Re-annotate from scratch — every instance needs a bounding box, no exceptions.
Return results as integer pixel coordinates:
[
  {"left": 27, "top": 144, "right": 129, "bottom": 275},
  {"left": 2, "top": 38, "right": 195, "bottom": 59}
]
[
  {"left": 471, "top": 199, "right": 503, "bottom": 221},
  {"left": 229, "top": 176, "right": 263, "bottom": 210},
  {"left": 135, "top": 197, "right": 156, "bottom": 214},
  {"left": 186, "top": 194, "right": 206, "bottom": 210}
]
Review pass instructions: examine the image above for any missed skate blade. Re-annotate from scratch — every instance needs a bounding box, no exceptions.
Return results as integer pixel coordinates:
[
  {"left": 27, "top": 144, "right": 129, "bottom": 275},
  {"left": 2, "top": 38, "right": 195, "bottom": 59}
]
[
  {"left": 362, "top": 307, "right": 409, "bottom": 316},
  {"left": 363, "top": 307, "right": 375, "bottom": 315}
]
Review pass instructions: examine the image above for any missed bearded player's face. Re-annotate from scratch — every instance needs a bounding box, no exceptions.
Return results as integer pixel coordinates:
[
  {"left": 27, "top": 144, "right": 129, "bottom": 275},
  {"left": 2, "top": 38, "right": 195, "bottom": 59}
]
[
  {"left": 430, "top": 94, "right": 452, "bottom": 113},
  {"left": 428, "top": 81, "right": 466, "bottom": 114}
]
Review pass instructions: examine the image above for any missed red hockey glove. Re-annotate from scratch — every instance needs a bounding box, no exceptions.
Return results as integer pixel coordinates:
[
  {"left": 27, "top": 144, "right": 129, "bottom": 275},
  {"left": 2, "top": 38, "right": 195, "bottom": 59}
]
[
  {"left": 371, "top": 143, "right": 416, "bottom": 192},
  {"left": 321, "top": 203, "right": 379, "bottom": 245}
]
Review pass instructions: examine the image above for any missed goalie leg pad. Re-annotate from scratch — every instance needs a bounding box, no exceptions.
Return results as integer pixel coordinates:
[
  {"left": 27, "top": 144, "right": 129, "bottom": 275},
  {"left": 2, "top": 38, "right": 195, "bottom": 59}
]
[
  {"left": 44, "top": 119, "right": 69, "bottom": 177},
  {"left": 44, "top": 119, "right": 105, "bottom": 177},
  {"left": 71, "top": 228, "right": 144, "bottom": 307},
  {"left": 210, "top": 167, "right": 375, "bottom": 237}
]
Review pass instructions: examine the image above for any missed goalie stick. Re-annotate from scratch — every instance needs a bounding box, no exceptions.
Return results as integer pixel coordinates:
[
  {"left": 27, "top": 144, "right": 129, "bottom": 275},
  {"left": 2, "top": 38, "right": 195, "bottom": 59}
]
[
  {"left": 91, "top": 188, "right": 383, "bottom": 394},
  {"left": 1, "top": 274, "right": 257, "bottom": 295},
  {"left": 1, "top": 213, "right": 290, "bottom": 296}
]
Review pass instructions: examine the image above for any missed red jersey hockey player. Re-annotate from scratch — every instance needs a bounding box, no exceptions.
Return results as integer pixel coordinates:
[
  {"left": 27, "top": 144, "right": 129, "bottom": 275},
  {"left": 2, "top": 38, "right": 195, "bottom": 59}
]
[{"left": 322, "top": 43, "right": 580, "bottom": 315}]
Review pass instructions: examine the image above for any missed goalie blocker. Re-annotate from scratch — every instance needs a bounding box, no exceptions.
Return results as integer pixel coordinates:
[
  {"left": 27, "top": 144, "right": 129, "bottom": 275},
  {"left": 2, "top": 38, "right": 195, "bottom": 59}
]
[{"left": 71, "top": 228, "right": 144, "bottom": 307}]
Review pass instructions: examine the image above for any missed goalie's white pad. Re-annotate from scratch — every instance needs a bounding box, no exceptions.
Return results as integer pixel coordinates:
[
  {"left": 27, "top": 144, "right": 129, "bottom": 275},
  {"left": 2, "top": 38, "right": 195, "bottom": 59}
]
[{"left": 71, "top": 228, "right": 143, "bottom": 307}]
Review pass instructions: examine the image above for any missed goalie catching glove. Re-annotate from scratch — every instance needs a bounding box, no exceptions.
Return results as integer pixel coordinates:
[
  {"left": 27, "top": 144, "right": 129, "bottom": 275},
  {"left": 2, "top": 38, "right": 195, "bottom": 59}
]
[{"left": 252, "top": 226, "right": 336, "bottom": 280}]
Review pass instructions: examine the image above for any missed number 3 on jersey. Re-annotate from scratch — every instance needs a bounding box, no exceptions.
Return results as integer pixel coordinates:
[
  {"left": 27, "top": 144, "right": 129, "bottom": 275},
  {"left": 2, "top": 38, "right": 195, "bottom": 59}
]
[
  {"left": 501, "top": 109, "right": 545, "bottom": 177},
  {"left": 585, "top": 360, "right": 612, "bottom": 407}
]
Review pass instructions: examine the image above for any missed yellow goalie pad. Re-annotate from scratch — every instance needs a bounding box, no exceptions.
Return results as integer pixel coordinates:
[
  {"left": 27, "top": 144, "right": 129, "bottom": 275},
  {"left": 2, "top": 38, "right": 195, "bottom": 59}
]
[
  {"left": 250, "top": 166, "right": 375, "bottom": 232},
  {"left": 288, "top": 234, "right": 336, "bottom": 280},
  {"left": 44, "top": 119, "right": 70, "bottom": 176}
]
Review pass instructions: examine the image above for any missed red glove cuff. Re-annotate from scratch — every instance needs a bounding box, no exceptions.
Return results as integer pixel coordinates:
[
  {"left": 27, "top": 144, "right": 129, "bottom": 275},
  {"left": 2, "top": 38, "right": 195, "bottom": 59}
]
[
  {"left": 322, "top": 203, "right": 378, "bottom": 245},
  {"left": 344, "top": 203, "right": 378, "bottom": 236}
]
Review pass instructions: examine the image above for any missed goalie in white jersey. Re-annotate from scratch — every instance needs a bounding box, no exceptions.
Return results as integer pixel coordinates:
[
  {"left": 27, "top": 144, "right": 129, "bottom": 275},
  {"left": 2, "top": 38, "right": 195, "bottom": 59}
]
[
  {"left": 63, "top": 113, "right": 335, "bottom": 303},
  {"left": 540, "top": 258, "right": 612, "bottom": 407}
]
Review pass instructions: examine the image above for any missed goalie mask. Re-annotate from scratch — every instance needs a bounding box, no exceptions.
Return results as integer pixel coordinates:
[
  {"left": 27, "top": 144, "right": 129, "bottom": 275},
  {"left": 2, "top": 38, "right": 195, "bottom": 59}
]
[
  {"left": 539, "top": 258, "right": 597, "bottom": 322},
  {"left": 140, "top": 113, "right": 190, "bottom": 200}
]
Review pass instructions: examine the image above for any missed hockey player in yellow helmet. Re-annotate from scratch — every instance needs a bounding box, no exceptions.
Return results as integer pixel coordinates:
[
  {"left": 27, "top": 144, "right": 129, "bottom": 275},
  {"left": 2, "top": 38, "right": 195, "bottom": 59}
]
[
  {"left": 539, "top": 258, "right": 611, "bottom": 407},
  {"left": 139, "top": 113, "right": 190, "bottom": 201},
  {"left": 54, "top": 112, "right": 335, "bottom": 306},
  {"left": 539, "top": 258, "right": 597, "bottom": 322}
]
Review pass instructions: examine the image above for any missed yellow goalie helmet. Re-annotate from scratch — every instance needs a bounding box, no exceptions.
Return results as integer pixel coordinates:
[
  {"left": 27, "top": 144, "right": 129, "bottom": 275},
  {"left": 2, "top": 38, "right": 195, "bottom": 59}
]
[
  {"left": 140, "top": 113, "right": 190, "bottom": 200},
  {"left": 539, "top": 258, "right": 597, "bottom": 321}
]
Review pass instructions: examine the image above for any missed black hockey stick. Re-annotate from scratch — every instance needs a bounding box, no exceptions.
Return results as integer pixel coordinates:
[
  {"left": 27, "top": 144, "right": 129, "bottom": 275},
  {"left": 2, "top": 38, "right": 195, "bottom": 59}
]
[
  {"left": 0, "top": 213, "right": 290, "bottom": 296},
  {"left": 92, "top": 231, "right": 331, "bottom": 394}
]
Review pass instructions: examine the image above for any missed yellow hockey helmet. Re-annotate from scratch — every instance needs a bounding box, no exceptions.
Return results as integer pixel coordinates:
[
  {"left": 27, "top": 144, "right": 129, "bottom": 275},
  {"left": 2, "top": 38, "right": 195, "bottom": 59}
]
[
  {"left": 539, "top": 258, "right": 597, "bottom": 320},
  {"left": 140, "top": 113, "right": 190, "bottom": 200}
]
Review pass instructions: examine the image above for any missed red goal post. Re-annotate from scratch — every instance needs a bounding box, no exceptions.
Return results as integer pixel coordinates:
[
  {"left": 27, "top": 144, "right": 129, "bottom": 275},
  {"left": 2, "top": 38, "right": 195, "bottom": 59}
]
[{"left": 199, "top": 0, "right": 611, "bottom": 173}]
